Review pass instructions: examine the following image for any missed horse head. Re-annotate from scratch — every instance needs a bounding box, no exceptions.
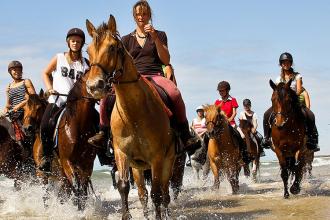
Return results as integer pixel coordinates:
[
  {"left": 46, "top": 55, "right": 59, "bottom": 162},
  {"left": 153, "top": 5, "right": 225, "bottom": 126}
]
[
  {"left": 239, "top": 119, "right": 253, "bottom": 136},
  {"left": 85, "top": 15, "right": 127, "bottom": 99},
  {"left": 22, "top": 89, "right": 47, "bottom": 136},
  {"left": 269, "top": 79, "right": 299, "bottom": 128},
  {"left": 204, "top": 104, "right": 228, "bottom": 137}
]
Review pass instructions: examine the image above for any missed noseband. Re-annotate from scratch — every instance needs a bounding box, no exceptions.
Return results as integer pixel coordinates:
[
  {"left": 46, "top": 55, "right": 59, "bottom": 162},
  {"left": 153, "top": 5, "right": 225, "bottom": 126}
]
[
  {"left": 206, "top": 114, "right": 225, "bottom": 138},
  {"left": 89, "top": 34, "right": 140, "bottom": 87}
]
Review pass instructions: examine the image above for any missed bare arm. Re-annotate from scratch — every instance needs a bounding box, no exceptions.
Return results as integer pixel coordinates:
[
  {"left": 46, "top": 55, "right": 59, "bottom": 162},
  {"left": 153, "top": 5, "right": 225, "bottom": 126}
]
[
  {"left": 42, "top": 55, "right": 57, "bottom": 92},
  {"left": 228, "top": 108, "right": 237, "bottom": 123},
  {"left": 25, "top": 79, "right": 36, "bottom": 95},
  {"left": 296, "top": 78, "right": 303, "bottom": 95},
  {"left": 4, "top": 85, "right": 11, "bottom": 112},
  {"left": 303, "top": 90, "right": 311, "bottom": 109},
  {"left": 145, "top": 24, "right": 170, "bottom": 65}
]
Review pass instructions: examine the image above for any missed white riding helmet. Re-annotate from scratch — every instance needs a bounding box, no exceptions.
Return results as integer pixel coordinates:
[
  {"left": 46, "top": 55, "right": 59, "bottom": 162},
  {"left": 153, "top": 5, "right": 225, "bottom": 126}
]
[{"left": 196, "top": 105, "right": 204, "bottom": 112}]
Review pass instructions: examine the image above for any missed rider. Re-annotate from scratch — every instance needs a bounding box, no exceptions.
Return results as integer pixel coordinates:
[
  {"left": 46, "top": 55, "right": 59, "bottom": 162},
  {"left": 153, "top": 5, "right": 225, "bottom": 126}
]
[
  {"left": 238, "top": 99, "right": 265, "bottom": 157},
  {"left": 214, "top": 81, "right": 249, "bottom": 163},
  {"left": 38, "top": 28, "right": 90, "bottom": 172},
  {"left": 88, "top": 0, "right": 201, "bottom": 155},
  {"left": 261, "top": 52, "right": 320, "bottom": 152},
  {"left": 191, "top": 105, "right": 207, "bottom": 138},
  {"left": 0, "top": 60, "right": 36, "bottom": 148}
]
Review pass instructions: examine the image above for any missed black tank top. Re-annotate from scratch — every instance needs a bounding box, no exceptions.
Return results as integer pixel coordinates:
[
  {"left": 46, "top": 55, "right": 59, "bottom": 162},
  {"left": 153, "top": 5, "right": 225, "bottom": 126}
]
[{"left": 8, "top": 81, "right": 26, "bottom": 120}]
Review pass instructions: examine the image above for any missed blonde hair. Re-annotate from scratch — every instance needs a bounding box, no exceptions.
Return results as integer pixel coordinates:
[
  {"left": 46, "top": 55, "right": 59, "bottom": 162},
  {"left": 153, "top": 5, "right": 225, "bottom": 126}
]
[
  {"left": 133, "top": 0, "right": 153, "bottom": 23},
  {"left": 66, "top": 36, "right": 83, "bottom": 65}
]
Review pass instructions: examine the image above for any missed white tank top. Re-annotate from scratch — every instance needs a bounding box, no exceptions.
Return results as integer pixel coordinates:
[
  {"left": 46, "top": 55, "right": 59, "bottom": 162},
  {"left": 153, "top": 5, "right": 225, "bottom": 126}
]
[{"left": 48, "top": 53, "right": 89, "bottom": 107}]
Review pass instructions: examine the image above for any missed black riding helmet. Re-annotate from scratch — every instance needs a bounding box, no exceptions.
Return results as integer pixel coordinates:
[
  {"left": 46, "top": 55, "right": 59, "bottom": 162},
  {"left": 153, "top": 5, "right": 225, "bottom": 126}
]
[
  {"left": 217, "top": 81, "right": 231, "bottom": 91},
  {"left": 8, "top": 60, "right": 23, "bottom": 73},
  {"left": 66, "top": 28, "right": 85, "bottom": 45},
  {"left": 243, "top": 99, "right": 251, "bottom": 107},
  {"left": 279, "top": 52, "right": 293, "bottom": 64}
]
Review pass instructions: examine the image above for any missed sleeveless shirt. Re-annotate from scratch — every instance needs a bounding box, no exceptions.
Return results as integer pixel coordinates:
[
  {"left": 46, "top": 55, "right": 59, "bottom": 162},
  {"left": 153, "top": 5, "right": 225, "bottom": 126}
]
[
  {"left": 8, "top": 81, "right": 26, "bottom": 120},
  {"left": 48, "top": 53, "right": 89, "bottom": 107}
]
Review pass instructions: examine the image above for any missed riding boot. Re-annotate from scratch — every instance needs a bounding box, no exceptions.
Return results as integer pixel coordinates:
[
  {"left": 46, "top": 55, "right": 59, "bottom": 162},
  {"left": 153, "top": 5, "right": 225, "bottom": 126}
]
[
  {"left": 178, "top": 120, "right": 202, "bottom": 156},
  {"left": 39, "top": 140, "right": 53, "bottom": 172},
  {"left": 88, "top": 126, "right": 109, "bottom": 149},
  {"left": 261, "top": 108, "right": 273, "bottom": 149},
  {"left": 302, "top": 108, "right": 320, "bottom": 152},
  {"left": 230, "top": 126, "right": 250, "bottom": 164}
]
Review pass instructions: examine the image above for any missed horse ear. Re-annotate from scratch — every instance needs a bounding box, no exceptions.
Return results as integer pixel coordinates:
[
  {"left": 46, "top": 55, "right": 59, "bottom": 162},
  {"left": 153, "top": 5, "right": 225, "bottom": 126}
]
[
  {"left": 86, "top": 19, "right": 96, "bottom": 38},
  {"left": 39, "top": 89, "right": 44, "bottom": 98},
  {"left": 269, "top": 79, "right": 276, "bottom": 90},
  {"left": 108, "top": 14, "right": 117, "bottom": 34}
]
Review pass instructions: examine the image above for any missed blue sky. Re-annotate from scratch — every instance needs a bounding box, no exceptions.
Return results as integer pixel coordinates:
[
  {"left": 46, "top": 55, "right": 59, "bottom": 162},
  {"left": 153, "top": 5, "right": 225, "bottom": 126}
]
[{"left": 1, "top": 1, "right": 329, "bottom": 168}]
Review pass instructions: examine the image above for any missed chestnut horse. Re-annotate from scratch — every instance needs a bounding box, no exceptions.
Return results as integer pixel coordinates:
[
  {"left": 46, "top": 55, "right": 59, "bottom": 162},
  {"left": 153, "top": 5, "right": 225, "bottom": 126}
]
[
  {"left": 239, "top": 119, "right": 261, "bottom": 182},
  {"left": 269, "top": 79, "right": 309, "bottom": 198},
  {"left": 0, "top": 93, "right": 45, "bottom": 190},
  {"left": 0, "top": 120, "right": 33, "bottom": 189},
  {"left": 85, "top": 15, "right": 176, "bottom": 219},
  {"left": 204, "top": 105, "right": 242, "bottom": 194}
]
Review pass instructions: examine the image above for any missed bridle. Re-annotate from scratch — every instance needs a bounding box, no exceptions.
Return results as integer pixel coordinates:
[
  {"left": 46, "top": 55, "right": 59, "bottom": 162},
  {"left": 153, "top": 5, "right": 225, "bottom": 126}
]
[
  {"left": 205, "top": 114, "right": 225, "bottom": 138},
  {"left": 89, "top": 33, "right": 140, "bottom": 88}
]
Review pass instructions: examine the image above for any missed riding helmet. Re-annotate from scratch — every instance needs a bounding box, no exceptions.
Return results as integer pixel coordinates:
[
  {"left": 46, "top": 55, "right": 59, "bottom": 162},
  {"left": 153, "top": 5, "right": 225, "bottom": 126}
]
[
  {"left": 8, "top": 60, "right": 23, "bottom": 73},
  {"left": 279, "top": 52, "right": 293, "bottom": 64},
  {"left": 66, "top": 28, "right": 85, "bottom": 45},
  {"left": 196, "top": 105, "right": 204, "bottom": 112},
  {"left": 243, "top": 99, "right": 251, "bottom": 107},
  {"left": 217, "top": 81, "right": 231, "bottom": 91}
]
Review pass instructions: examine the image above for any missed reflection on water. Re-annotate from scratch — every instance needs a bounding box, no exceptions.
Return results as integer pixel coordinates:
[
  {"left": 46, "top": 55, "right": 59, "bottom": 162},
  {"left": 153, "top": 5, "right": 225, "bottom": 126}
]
[{"left": 0, "top": 157, "right": 330, "bottom": 219}]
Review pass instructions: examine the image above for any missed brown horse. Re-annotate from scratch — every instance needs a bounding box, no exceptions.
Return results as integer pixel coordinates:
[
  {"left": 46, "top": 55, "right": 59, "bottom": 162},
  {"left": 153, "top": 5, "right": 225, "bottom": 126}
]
[
  {"left": 85, "top": 15, "right": 176, "bottom": 219},
  {"left": 204, "top": 104, "right": 242, "bottom": 194},
  {"left": 269, "top": 79, "right": 310, "bottom": 198},
  {"left": 0, "top": 92, "right": 46, "bottom": 189},
  {"left": 0, "top": 121, "right": 32, "bottom": 189},
  {"left": 24, "top": 76, "right": 98, "bottom": 209},
  {"left": 239, "top": 119, "right": 261, "bottom": 182}
]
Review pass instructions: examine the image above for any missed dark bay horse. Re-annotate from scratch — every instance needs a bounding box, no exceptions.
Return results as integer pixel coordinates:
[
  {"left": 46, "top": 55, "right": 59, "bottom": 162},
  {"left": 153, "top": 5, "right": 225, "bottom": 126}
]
[
  {"left": 85, "top": 15, "right": 176, "bottom": 219},
  {"left": 269, "top": 79, "right": 309, "bottom": 198},
  {"left": 239, "top": 119, "right": 261, "bottom": 182},
  {"left": 24, "top": 75, "right": 98, "bottom": 210},
  {"left": 0, "top": 92, "right": 46, "bottom": 190},
  {"left": 0, "top": 121, "right": 32, "bottom": 189},
  {"left": 204, "top": 105, "right": 242, "bottom": 194}
]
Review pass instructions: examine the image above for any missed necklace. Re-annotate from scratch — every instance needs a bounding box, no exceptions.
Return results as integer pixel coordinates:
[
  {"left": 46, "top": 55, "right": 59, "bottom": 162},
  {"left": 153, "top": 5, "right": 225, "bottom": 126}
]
[{"left": 136, "top": 31, "right": 147, "bottom": 39}]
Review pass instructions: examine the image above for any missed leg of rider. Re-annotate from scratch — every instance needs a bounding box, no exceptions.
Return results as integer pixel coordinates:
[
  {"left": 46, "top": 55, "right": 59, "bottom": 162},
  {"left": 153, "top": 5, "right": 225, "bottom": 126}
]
[
  {"left": 261, "top": 107, "right": 273, "bottom": 148},
  {"left": 39, "top": 103, "right": 59, "bottom": 171},
  {"left": 88, "top": 94, "right": 115, "bottom": 148},
  {"left": 255, "top": 131, "right": 266, "bottom": 157},
  {"left": 230, "top": 125, "right": 249, "bottom": 164},
  {"left": 152, "top": 75, "right": 201, "bottom": 155},
  {"left": 302, "top": 107, "right": 319, "bottom": 152}
]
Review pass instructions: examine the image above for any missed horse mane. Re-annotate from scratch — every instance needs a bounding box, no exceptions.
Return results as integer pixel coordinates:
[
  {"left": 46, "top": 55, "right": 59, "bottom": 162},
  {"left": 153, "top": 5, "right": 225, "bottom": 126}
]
[
  {"left": 239, "top": 119, "right": 253, "bottom": 130},
  {"left": 93, "top": 22, "right": 120, "bottom": 50},
  {"left": 65, "top": 79, "right": 84, "bottom": 116},
  {"left": 276, "top": 82, "right": 302, "bottom": 117},
  {"left": 204, "top": 104, "right": 228, "bottom": 121},
  {"left": 27, "top": 94, "right": 47, "bottom": 108}
]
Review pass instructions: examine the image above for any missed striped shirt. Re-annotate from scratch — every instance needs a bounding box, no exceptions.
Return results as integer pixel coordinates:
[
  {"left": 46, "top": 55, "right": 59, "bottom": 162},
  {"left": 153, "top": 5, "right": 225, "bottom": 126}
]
[{"left": 8, "top": 81, "right": 26, "bottom": 120}]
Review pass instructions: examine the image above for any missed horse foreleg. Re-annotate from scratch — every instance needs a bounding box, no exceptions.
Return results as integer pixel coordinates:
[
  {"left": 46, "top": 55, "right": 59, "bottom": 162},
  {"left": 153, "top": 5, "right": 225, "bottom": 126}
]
[
  {"left": 161, "top": 153, "right": 175, "bottom": 219},
  {"left": 290, "top": 152, "right": 304, "bottom": 195},
  {"left": 115, "top": 149, "right": 131, "bottom": 220},
  {"left": 61, "top": 159, "right": 75, "bottom": 186},
  {"left": 202, "top": 155, "right": 210, "bottom": 181},
  {"left": 151, "top": 158, "right": 164, "bottom": 220},
  {"left": 132, "top": 168, "right": 148, "bottom": 219},
  {"left": 276, "top": 150, "right": 289, "bottom": 198},
  {"left": 170, "top": 153, "right": 186, "bottom": 201},
  {"left": 209, "top": 157, "right": 220, "bottom": 190}
]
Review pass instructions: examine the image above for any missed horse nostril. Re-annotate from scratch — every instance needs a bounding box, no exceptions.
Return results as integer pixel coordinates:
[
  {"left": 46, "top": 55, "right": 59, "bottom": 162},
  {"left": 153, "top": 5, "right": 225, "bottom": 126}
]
[{"left": 96, "top": 79, "right": 105, "bottom": 89}]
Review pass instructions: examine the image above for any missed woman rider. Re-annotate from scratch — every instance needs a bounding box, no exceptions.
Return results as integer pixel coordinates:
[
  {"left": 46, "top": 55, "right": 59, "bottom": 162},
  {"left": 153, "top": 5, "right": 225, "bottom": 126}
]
[
  {"left": 261, "top": 52, "right": 319, "bottom": 152},
  {"left": 88, "top": 0, "right": 201, "bottom": 155}
]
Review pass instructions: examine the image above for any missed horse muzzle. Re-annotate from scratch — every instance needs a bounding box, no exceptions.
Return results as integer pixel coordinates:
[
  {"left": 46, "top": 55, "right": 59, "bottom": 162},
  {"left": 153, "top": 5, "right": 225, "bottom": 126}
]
[{"left": 86, "top": 78, "right": 107, "bottom": 99}]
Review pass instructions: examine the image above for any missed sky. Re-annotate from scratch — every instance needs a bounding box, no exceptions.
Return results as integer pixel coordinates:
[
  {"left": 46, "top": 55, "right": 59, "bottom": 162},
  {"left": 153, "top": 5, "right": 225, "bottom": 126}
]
[{"left": 0, "top": 1, "right": 329, "bottom": 168}]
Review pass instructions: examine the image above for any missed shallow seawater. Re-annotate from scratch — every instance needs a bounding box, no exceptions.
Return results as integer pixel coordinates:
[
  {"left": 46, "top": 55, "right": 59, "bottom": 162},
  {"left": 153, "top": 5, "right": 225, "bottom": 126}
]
[{"left": 0, "top": 156, "right": 330, "bottom": 219}]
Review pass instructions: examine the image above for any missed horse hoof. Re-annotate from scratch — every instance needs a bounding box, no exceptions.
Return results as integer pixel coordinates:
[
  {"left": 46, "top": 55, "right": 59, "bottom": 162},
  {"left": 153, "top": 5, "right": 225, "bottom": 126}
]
[
  {"left": 290, "top": 185, "right": 301, "bottom": 195},
  {"left": 122, "top": 213, "right": 132, "bottom": 220}
]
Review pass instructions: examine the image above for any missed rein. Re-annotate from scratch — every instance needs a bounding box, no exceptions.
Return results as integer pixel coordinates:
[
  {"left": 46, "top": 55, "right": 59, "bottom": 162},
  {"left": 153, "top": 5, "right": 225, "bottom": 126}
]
[{"left": 206, "top": 114, "right": 225, "bottom": 139}]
